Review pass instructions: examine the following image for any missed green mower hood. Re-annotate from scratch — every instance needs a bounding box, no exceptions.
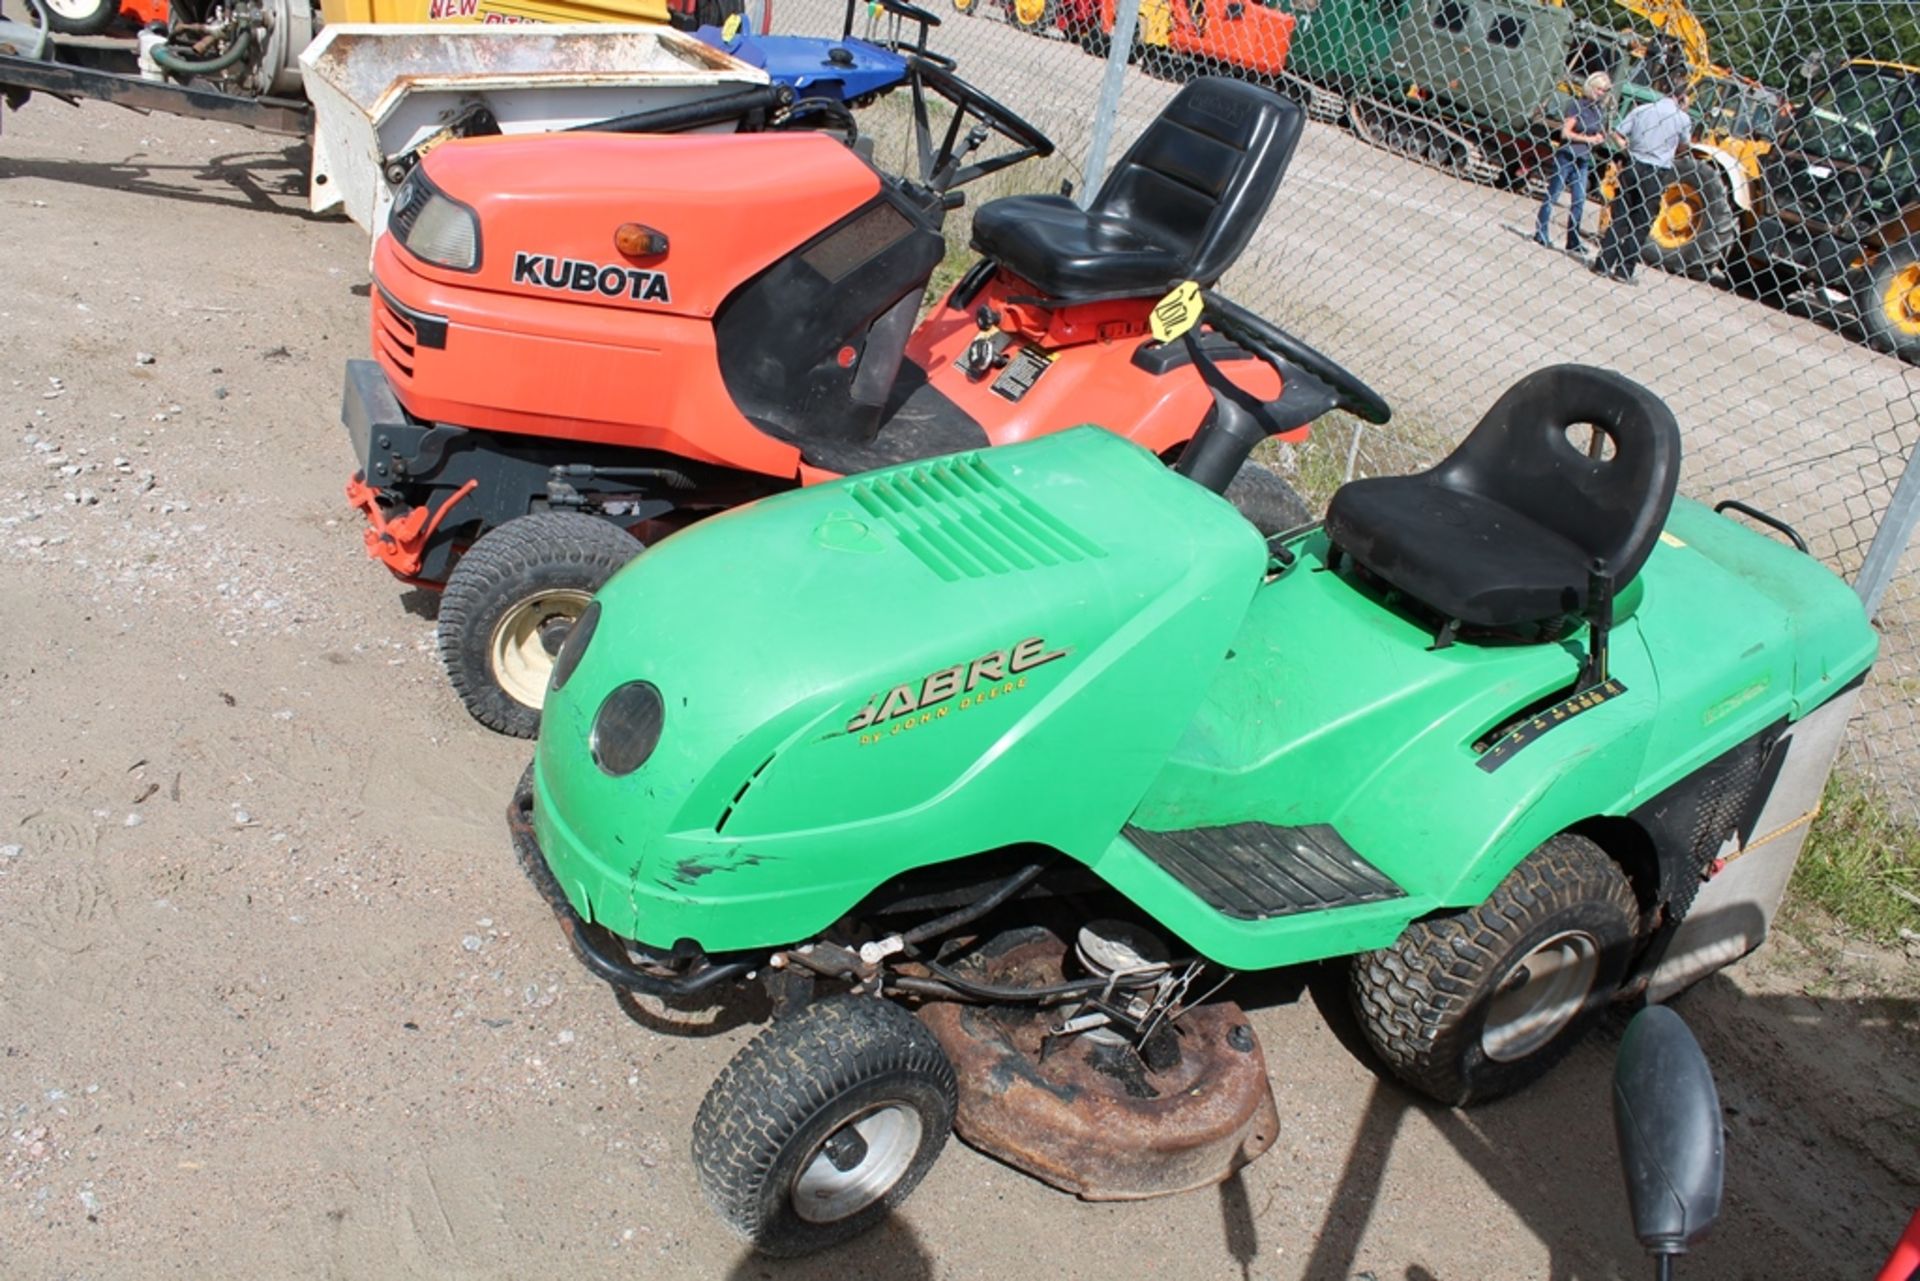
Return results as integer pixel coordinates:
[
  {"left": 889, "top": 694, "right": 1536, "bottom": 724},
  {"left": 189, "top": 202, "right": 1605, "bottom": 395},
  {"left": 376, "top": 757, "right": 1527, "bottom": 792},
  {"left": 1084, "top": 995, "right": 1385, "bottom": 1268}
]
[
  {"left": 532, "top": 429, "right": 1268, "bottom": 951},
  {"left": 532, "top": 427, "right": 1878, "bottom": 969}
]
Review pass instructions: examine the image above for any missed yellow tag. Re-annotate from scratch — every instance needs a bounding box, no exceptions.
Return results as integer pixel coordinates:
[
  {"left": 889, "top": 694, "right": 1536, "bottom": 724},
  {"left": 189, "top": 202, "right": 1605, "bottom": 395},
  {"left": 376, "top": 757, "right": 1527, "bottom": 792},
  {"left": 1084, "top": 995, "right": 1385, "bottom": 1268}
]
[
  {"left": 1150, "top": 281, "right": 1203, "bottom": 344},
  {"left": 721, "top": 12, "right": 741, "bottom": 37}
]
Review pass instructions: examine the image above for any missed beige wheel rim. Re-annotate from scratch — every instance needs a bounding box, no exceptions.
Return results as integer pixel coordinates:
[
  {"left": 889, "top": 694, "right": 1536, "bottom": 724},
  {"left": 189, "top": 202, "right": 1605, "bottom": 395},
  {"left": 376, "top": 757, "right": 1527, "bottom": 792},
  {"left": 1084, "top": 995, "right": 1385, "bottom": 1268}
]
[{"left": 488, "top": 589, "right": 594, "bottom": 711}]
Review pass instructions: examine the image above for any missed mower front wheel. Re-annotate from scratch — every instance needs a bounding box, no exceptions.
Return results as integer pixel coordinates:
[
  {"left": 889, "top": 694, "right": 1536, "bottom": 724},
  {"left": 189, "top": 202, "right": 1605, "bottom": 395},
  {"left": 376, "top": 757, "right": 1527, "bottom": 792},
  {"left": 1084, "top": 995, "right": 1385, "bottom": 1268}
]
[
  {"left": 1349, "top": 834, "right": 1639, "bottom": 1106},
  {"left": 694, "top": 996, "right": 956, "bottom": 1257},
  {"left": 437, "top": 513, "right": 642, "bottom": 738}
]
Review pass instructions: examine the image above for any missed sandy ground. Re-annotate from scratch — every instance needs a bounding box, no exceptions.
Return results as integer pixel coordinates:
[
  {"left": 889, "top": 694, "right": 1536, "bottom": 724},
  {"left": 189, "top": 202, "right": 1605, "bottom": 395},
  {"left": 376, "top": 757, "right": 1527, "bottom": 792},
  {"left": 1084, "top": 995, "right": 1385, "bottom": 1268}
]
[{"left": 2, "top": 60, "right": 1918, "bottom": 1281}]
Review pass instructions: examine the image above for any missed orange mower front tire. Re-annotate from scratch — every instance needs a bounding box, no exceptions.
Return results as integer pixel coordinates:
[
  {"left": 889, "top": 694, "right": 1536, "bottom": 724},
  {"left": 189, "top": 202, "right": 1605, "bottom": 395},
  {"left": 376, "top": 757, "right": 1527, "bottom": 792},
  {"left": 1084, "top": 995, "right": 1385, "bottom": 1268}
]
[{"left": 436, "top": 512, "right": 643, "bottom": 738}]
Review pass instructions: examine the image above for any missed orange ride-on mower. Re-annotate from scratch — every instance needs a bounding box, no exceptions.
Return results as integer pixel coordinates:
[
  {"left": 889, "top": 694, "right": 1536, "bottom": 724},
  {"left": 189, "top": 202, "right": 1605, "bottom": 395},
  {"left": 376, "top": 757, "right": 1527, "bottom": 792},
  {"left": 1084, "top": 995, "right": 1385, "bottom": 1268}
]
[{"left": 341, "top": 75, "right": 1365, "bottom": 736}]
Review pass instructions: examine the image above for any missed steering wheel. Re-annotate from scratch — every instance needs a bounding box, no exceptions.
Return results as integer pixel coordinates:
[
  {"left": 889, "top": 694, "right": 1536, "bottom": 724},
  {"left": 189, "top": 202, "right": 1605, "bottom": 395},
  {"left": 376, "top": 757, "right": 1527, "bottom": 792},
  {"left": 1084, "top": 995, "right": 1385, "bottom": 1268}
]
[
  {"left": 906, "top": 54, "right": 1055, "bottom": 189},
  {"left": 1199, "top": 290, "right": 1391, "bottom": 425}
]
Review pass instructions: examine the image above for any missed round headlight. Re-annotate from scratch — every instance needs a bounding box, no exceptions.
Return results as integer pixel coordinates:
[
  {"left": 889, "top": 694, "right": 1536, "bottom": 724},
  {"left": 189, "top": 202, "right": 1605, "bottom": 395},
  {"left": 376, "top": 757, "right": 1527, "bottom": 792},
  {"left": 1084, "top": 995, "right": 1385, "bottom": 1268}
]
[
  {"left": 591, "top": 680, "right": 665, "bottom": 776},
  {"left": 548, "top": 600, "right": 600, "bottom": 694}
]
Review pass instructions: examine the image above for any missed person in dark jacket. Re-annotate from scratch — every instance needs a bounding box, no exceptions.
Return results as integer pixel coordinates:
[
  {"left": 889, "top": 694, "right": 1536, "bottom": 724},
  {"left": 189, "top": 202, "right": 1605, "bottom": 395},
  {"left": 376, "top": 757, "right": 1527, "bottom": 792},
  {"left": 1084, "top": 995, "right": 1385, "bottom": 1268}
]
[{"left": 1535, "top": 72, "right": 1613, "bottom": 254}]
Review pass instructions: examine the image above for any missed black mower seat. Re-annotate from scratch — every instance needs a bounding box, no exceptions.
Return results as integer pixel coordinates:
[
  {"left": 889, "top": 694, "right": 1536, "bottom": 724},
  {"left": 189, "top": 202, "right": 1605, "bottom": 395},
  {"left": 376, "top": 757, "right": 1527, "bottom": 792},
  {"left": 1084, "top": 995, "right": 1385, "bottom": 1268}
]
[
  {"left": 1323, "top": 365, "right": 1680, "bottom": 628},
  {"left": 969, "top": 77, "right": 1304, "bottom": 300}
]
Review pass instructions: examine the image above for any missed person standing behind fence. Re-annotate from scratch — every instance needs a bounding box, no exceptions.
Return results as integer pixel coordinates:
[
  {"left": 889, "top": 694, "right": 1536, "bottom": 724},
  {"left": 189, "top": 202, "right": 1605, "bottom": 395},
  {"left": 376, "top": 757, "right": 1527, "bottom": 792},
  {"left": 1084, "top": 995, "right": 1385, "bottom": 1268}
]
[
  {"left": 1591, "top": 80, "right": 1693, "bottom": 284},
  {"left": 1535, "top": 72, "right": 1613, "bottom": 254}
]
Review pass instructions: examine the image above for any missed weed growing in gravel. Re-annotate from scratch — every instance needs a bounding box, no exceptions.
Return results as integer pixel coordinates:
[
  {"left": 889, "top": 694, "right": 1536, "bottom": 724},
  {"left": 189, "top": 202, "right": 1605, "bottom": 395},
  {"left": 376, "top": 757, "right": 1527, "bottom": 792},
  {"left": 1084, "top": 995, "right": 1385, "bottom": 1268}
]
[{"left": 1788, "top": 772, "right": 1920, "bottom": 944}]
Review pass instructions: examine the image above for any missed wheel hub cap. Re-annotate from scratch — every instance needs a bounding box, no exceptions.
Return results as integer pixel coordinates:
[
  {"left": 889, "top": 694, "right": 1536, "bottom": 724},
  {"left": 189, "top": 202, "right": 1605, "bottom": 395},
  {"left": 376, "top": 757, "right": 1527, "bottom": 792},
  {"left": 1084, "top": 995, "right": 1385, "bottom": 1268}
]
[
  {"left": 792, "top": 1104, "right": 922, "bottom": 1224},
  {"left": 1653, "top": 185, "right": 1701, "bottom": 247},
  {"left": 1481, "top": 929, "right": 1601, "bottom": 1063}
]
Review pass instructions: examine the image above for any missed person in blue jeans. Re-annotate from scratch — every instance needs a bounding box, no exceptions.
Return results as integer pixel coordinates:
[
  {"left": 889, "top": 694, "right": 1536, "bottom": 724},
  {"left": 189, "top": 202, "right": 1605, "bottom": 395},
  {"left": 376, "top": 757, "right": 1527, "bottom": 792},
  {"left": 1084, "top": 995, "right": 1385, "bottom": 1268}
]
[{"left": 1535, "top": 72, "right": 1613, "bottom": 254}]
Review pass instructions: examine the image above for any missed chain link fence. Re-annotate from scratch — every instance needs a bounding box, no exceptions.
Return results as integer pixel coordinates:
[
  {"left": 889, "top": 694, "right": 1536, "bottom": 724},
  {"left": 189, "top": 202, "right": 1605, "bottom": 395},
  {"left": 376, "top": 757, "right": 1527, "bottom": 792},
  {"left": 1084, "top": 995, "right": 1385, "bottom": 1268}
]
[{"left": 798, "top": 0, "right": 1920, "bottom": 819}]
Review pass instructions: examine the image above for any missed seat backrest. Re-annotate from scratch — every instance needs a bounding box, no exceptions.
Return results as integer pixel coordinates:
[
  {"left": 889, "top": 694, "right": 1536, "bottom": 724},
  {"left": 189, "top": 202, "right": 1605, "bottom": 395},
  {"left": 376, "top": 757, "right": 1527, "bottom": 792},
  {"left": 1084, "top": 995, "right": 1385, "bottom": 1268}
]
[
  {"left": 1090, "top": 77, "right": 1304, "bottom": 286},
  {"left": 1438, "top": 364, "right": 1681, "bottom": 585}
]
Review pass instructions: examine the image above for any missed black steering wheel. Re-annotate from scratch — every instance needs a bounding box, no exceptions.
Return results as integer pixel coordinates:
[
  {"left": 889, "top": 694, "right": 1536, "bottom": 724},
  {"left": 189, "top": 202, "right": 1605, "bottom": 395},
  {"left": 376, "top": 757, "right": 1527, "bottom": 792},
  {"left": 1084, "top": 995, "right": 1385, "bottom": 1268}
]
[
  {"left": 907, "top": 55, "right": 1055, "bottom": 190},
  {"left": 1199, "top": 289, "right": 1390, "bottom": 425}
]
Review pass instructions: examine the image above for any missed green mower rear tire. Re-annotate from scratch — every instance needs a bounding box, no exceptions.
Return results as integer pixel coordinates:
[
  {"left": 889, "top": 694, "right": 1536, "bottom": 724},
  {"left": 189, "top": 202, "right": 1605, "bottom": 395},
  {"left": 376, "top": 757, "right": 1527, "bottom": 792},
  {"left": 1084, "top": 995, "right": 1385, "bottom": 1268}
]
[
  {"left": 1349, "top": 834, "right": 1639, "bottom": 1106},
  {"left": 437, "top": 512, "right": 641, "bottom": 738}
]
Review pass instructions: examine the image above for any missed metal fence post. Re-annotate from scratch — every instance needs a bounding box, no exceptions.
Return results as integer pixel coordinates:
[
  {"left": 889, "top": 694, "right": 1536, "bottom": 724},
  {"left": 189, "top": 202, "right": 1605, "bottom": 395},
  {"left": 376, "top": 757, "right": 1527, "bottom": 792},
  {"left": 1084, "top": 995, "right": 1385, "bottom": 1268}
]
[
  {"left": 1856, "top": 447, "right": 1920, "bottom": 620},
  {"left": 1079, "top": 0, "right": 1144, "bottom": 202}
]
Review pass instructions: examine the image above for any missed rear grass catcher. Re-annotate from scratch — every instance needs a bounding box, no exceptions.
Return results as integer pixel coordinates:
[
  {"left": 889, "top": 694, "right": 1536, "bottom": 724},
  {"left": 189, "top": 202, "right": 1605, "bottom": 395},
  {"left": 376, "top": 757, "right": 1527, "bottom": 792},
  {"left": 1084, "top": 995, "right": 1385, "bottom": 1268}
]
[{"left": 507, "top": 294, "right": 1876, "bottom": 1255}]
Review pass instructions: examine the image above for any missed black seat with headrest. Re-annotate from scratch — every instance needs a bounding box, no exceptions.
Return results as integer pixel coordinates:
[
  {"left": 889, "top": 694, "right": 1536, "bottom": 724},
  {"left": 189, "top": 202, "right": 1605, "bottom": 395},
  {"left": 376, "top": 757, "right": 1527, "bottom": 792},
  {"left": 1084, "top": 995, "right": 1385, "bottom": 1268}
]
[
  {"left": 1323, "top": 365, "right": 1681, "bottom": 628},
  {"left": 968, "top": 77, "right": 1304, "bottom": 301}
]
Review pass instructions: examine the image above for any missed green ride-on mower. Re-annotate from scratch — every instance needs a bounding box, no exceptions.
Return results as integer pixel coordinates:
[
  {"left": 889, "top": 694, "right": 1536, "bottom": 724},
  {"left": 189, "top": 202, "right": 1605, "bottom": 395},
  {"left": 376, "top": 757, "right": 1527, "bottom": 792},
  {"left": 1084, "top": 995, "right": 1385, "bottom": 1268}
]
[{"left": 506, "top": 293, "right": 1877, "bottom": 1255}]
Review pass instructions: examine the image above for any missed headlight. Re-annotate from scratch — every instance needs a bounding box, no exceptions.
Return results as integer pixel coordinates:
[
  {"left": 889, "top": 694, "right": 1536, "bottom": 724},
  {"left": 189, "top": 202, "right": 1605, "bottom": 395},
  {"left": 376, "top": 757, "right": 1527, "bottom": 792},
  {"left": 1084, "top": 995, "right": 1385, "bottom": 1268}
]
[
  {"left": 591, "top": 681, "right": 665, "bottom": 776},
  {"left": 548, "top": 600, "right": 599, "bottom": 695},
  {"left": 389, "top": 167, "right": 481, "bottom": 272}
]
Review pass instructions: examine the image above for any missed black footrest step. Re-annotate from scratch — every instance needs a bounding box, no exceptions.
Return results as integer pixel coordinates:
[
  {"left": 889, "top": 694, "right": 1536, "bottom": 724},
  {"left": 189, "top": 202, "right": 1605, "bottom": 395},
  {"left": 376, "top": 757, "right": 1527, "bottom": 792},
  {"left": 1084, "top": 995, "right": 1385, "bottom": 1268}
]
[{"left": 1124, "top": 821, "right": 1405, "bottom": 921}]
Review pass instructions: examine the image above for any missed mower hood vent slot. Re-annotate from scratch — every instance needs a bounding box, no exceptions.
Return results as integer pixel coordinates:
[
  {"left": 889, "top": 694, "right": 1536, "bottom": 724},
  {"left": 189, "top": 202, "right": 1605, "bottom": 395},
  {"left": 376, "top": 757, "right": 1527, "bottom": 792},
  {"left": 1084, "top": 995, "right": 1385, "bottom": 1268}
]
[
  {"left": 373, "top": 291, "right": 418, "bottom": 381},
  {"left": 847, "top": 454, "right": 1106, "bottom": 582},
  {"left": 714, "top": 751, "right": 778, "bottom": 834}
]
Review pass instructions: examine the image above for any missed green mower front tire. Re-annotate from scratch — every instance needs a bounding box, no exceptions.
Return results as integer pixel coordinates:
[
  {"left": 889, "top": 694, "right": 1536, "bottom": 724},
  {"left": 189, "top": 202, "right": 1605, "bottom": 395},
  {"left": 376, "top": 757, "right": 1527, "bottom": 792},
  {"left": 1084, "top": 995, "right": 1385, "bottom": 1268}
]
[
  {"left": 436, "top": 513, "right": 642, "bottom": 738},
  {"left": 694, "top": 996, "right": 957, "bottom": 1257},
  {"left": 1349, "top": 834, "right": 1640, "bottom": 1106}
]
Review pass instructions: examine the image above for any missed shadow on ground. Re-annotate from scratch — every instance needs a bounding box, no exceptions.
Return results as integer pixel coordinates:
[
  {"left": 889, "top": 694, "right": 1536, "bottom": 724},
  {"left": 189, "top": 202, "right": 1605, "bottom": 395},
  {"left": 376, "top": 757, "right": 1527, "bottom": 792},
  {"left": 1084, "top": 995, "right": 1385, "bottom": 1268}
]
[{"left": 0, "top": 139, "right": 321, "bottom": 215}]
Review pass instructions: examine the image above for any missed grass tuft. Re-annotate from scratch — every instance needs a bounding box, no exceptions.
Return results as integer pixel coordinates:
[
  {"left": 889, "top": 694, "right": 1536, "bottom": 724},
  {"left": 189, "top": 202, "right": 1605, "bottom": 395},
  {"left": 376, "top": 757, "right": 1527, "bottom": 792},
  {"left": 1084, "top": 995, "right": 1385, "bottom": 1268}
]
[{"left": 1786, "top": 771, "right": 1920, "bottom": 945}]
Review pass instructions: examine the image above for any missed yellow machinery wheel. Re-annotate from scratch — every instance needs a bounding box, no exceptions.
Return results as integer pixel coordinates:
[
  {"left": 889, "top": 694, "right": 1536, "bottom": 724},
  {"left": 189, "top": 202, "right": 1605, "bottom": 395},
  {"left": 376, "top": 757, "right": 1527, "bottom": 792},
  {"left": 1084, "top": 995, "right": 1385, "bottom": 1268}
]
[
  {"left": 1859, "top": 252, "right": 1920, "bottom": 363},
  {"left": 1010, "top": 0, "right": 1052, "bottom": 28},
  {"left": 1650, "top": 180, "right": 1704, "bottom": 251},
  {"left": 1639, "top": 152, "right": 1735, "bottom": 277}
]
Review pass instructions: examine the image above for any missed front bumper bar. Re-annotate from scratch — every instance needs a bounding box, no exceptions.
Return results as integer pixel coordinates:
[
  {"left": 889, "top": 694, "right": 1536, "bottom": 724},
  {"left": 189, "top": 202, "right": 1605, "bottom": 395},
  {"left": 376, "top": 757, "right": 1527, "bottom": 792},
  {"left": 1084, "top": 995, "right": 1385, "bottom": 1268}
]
[{"left": 507, "top": 769, "right": 758, "bottom": 999}]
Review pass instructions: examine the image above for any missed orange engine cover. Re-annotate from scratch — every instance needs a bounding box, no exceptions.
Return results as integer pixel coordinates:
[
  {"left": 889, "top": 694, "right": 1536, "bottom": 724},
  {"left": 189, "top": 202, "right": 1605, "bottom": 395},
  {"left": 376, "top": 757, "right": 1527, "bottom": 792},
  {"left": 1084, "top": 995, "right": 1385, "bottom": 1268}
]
[{"left": 371, "top": 131, "right": 885, "bottom": 477}]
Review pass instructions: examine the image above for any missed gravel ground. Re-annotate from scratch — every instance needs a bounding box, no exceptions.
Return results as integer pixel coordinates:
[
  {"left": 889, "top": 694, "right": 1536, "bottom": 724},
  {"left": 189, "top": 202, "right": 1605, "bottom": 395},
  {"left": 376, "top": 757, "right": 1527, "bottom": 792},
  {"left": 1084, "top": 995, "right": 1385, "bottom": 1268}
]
[{"left": 1, "top": 64, "right": 1916, "bottom": 1281}]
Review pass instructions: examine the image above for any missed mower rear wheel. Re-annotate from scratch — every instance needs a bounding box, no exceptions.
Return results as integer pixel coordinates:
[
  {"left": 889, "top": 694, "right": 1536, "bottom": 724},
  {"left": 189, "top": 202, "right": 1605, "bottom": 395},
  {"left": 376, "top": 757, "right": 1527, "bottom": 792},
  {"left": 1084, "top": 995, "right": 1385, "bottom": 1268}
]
[
  {"left": 694, "top": 996, "right": 956, "bottom": 1257},
  {"left": 1349, "top": 834, "right": 1638, "bottom": 1105},
  {"left": 1223, "top": 461, "right": 1313, "bottom": 536},
  {"left": 437, "top": 513, "right": 642, "bottom": 738}
]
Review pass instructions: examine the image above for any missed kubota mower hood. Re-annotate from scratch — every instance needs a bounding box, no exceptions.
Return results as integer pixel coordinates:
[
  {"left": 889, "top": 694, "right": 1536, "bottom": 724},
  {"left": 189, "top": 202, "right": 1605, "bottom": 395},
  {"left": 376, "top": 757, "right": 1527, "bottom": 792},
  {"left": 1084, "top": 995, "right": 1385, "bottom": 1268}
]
[
  {"left": 391, "top": 131, "right": 883, "bottom": 319},
  {"left": 530, "top": 429, "right": 1268, "bottom": 951}
]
